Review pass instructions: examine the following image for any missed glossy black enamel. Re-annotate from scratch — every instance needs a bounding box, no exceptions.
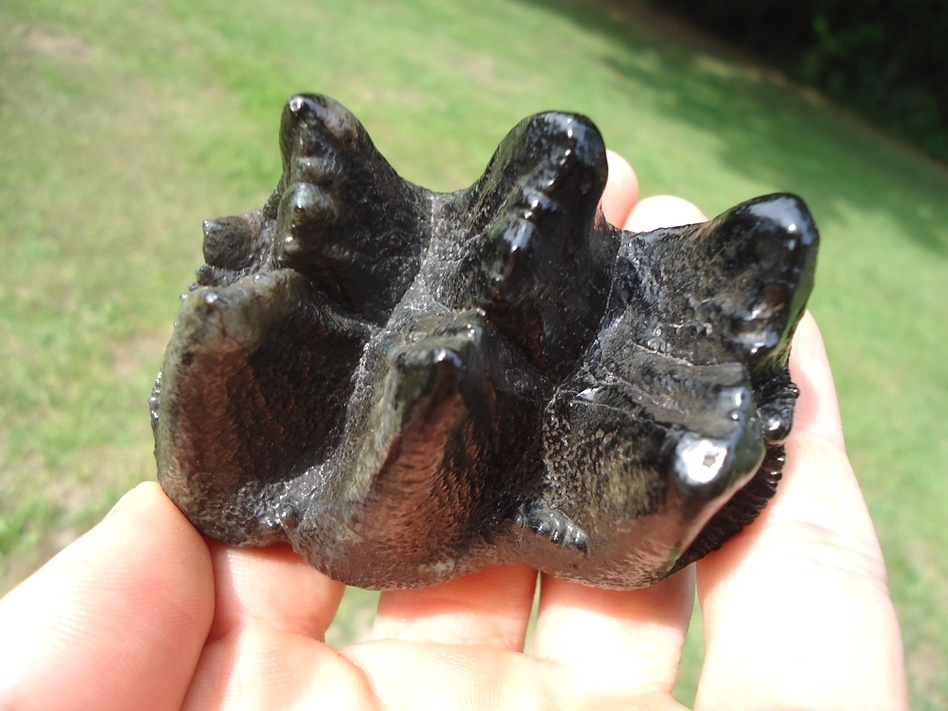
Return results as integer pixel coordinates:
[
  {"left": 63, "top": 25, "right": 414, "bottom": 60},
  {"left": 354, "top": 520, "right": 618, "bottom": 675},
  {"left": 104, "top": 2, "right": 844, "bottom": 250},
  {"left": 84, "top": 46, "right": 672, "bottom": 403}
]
[{"left": 153, "top": 94, "right": 818, "bottom": 590}]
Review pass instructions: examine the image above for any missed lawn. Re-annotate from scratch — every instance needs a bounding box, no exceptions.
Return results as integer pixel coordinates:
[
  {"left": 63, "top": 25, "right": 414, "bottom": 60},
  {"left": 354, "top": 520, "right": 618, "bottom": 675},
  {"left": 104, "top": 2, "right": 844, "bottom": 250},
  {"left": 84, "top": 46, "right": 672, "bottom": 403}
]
[{"left": 1, "top": 0, "right": 945, "bottom": 707}]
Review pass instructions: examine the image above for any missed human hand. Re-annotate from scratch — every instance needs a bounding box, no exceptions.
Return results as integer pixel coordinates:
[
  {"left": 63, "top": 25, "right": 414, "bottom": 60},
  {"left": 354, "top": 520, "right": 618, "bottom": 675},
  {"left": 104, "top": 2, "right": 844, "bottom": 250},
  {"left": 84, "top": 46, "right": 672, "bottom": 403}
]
[{"left": 0, "top": 152, "right": 908, "bottom": 710}]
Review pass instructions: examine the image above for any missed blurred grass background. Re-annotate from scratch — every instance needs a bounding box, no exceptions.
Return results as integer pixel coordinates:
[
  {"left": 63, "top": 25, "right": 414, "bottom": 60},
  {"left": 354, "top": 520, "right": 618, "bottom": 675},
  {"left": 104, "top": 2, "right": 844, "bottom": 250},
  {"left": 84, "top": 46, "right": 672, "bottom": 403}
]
[{"left": 0, "top": 0, "right": 945, "bottom": 707}]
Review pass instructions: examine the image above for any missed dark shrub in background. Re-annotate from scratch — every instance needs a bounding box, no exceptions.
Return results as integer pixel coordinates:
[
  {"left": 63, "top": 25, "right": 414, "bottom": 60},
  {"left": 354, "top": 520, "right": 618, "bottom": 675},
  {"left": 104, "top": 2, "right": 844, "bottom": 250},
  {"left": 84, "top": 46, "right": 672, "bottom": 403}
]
[{"left": 657, "top": 0, "right": 948, "bottom": 162}]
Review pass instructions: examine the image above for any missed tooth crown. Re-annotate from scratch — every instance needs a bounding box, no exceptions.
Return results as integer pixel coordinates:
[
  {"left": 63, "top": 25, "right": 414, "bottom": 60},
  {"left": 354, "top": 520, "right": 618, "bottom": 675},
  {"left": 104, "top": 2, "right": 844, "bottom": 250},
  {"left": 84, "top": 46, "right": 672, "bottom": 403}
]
[{"left": 153, "top": 94, "right": 818, "bottom": 590}]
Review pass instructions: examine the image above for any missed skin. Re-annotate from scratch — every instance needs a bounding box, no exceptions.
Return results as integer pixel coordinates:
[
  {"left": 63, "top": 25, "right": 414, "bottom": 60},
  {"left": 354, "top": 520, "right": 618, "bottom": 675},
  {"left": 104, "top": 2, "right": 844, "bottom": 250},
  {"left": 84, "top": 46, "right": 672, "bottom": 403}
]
[{"left": 0, "top": 152, "right": 908, "bottom": 710}]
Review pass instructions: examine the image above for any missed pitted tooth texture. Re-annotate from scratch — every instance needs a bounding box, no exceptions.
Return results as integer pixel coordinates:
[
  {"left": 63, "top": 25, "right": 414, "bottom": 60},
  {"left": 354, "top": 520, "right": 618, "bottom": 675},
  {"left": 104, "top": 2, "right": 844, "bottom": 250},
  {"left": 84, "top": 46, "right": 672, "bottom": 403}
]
[{"left": 154, "top": 93, "right": 818, "bottom": 590}]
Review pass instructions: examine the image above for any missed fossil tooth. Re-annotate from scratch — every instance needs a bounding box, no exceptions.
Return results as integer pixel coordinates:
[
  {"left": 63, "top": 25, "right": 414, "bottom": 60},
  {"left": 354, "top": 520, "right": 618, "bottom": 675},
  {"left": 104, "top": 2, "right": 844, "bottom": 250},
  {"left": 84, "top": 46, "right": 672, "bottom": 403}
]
[{"left": 153, "top": 94, "right": 818, "bottom": 590}]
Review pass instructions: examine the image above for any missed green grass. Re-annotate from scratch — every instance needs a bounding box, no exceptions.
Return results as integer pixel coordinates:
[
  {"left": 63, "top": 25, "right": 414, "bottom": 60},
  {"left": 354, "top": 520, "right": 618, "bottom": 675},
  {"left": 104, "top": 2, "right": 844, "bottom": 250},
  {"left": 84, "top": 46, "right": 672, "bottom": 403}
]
[{"left": 1, "top": 0, "right": 945, "bottom": 707}]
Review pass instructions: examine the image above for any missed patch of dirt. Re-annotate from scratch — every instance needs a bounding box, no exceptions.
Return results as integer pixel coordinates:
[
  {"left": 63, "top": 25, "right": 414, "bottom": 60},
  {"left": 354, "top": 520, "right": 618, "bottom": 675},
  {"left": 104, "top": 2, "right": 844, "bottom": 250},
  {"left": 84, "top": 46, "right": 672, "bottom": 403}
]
[{"left": 11, "top": 23, "right": 93, "bottom": 61}]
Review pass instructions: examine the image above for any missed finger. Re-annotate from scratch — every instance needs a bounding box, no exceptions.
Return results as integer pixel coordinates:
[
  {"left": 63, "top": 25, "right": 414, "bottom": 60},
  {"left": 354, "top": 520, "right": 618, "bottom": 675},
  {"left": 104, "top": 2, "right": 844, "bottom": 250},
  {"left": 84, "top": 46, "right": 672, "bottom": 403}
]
[
  {"left": 601, "top": 149, "right": 639, "bottom": 227},
  {"left": 181, "top": 541, "right": 347, "bottom": 707},
  {"left": 787, "top": 311, "right": 847, "bottom": 451},
  {"left": 694, "top": 314, "right": 908, "bottom": 710},
  {"left": 0, "top": 482, "right": 214, "bottom": 711},
  {"left": 204, "top": 541, "right": 345, "bottom": 643},
  {"left": 371, "top": 564, "right": 538, "bottom": 650},
  {"left": 625, "top": 195, "right": 707, "bottom": 232},
  {"left": 532, "top": 569, "right": 695, "bottom": 698},
  {"left": 182, "top": 622, "right": 378, "bottom": 710}
]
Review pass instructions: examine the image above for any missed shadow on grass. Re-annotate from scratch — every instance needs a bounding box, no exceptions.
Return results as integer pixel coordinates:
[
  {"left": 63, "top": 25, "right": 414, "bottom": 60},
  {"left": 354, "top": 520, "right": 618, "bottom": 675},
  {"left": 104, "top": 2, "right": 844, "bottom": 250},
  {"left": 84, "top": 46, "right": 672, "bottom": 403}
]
[{"left": 515, "top": 0, "right": 947, "bottom": 256}]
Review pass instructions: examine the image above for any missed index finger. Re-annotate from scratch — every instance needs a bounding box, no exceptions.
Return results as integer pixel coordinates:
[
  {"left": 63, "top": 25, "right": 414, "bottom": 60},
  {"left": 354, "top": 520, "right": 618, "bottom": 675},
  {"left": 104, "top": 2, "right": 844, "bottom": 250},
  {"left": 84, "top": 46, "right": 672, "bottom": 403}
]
[{"left": 694, "top": 313, "right": 908, "bottom": 710}]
